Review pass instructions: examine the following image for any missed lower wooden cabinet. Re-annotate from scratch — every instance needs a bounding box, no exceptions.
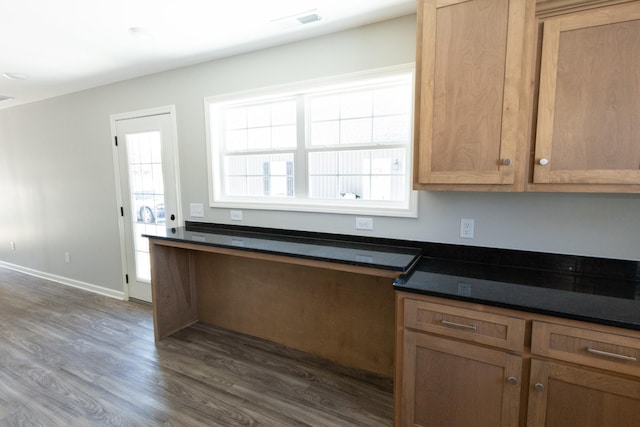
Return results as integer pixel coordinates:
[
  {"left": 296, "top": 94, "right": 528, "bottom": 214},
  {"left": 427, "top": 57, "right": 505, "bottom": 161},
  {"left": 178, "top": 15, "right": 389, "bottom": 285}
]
[
  {"left": 401, "top": 330, "right": 523, "bottom": 426},
  {"left": 395, "top": 292, "right": 640, "bottom": 426},
  {"left": 526, "top": 319, "right": 640, "bottom": 426},
  {"left": 526, "top": 359, "right": 640, "bottom": 427}
]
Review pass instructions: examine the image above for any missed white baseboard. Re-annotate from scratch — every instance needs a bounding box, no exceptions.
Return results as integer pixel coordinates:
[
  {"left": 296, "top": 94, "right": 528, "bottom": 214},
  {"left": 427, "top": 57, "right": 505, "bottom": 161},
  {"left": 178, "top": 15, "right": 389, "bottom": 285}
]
[{"left": 0, "top": 261, "right": 125, "bottom": 300}]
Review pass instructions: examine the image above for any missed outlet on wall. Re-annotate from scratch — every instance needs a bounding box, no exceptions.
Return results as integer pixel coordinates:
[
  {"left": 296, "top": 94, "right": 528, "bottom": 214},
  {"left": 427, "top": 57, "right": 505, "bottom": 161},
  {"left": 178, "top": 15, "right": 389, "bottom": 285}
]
[
  {"left": 189, "top": 203, "right": 204, "bottom": 218},
  {"left": 355, "top": 217, "right": 374, "bottom": 230},
  {"left": 10, "top": 241, "right": 15, "bottom": 251},
  {"left": 460, "top": 218, "right": 475, "bottom": 239},
  {"left": 64, "top": 252, "right": 71, "bottom": 264},
  {"left": 230, "top": 210, "right": 243, "bottom": 221}
]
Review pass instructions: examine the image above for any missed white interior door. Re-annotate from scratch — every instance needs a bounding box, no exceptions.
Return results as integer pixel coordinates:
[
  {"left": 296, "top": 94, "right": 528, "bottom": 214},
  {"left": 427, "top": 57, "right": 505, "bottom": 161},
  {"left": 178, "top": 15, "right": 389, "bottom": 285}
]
[{"left": 113, "top": 110, "right": 180, "bottom": 302}]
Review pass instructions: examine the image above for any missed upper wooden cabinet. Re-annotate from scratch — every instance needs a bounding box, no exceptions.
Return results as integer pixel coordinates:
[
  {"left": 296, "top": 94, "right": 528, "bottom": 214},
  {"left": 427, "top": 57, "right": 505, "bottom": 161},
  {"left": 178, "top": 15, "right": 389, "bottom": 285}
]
[
  {"left": 413, "top": 0, "right": 529, "bottom": 189},
  {"left": 413, "top": 0, "right": 640, "bottom": 192},
  {"left": 532, "top": 1, "right": 640, "bottom": 188}
]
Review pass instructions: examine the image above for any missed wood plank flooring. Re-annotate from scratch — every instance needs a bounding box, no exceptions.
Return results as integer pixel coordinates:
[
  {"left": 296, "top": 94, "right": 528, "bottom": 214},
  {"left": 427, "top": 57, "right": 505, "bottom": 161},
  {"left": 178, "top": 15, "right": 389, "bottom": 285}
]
[{"left": 0, "top": 268, "right": 393, "bottom": 426}]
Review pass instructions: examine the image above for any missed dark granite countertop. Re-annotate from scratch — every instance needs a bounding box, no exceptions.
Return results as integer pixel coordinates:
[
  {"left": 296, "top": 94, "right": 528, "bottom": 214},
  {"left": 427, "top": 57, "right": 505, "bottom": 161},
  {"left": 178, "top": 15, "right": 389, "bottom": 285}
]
[
  {"left": 144, "top": 226, "right": 422, "bottom": 273},
  {"left": 395, "top": 257, "right": 640, "bottom": 331},
  {"left": 145, "top": 222, "right": 640, "bottom": 330}
]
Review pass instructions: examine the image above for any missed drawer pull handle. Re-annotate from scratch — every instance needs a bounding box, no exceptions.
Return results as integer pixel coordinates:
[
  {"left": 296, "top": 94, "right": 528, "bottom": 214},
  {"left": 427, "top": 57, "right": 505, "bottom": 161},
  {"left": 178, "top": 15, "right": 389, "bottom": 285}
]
[
  {"left": 586, "top": 347, "right": 638, "bottom": 362},
  {"left": 507, "top": 376, "right": 518, "bottom": 385},
  {"left": 534, "top": 383, "right": 545, "bottom": 392},
  {"left": 441, "top": 319, "right": 477, "bottom": 331}
]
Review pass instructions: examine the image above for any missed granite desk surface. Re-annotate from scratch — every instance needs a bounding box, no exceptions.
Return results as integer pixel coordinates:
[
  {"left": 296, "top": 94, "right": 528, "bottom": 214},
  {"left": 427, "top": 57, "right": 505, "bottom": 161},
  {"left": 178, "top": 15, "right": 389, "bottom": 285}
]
[
  {"left": 144, "top": 223, "right": 639, "bottom": 330},
  {"left": 395, "top": 257, "right": 640, "bottom": 331},
  {"left": 144, "top": 226, "right": 422, "bottom": 273}
]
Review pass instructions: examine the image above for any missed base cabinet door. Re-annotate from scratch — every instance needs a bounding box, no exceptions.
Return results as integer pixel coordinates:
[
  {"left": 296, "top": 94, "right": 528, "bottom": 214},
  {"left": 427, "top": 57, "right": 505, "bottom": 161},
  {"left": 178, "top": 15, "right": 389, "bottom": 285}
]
[
  {"left": 527, "top": 359, "right": 640, "bottom": 427},
  {"left": 401, "top": 330, "right": 523, "bottom": 426}
]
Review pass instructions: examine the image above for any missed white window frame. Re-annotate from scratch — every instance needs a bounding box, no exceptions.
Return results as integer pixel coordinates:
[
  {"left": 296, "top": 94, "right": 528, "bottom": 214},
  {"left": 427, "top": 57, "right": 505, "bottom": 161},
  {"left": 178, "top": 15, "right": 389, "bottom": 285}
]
[{"left": 204, "top": 64, "right": 418, "bottom": 218}]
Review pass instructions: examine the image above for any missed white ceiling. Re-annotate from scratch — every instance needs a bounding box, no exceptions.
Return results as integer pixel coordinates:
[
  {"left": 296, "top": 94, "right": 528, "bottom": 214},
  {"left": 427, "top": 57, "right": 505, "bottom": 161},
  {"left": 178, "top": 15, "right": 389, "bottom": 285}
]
[{"left": 0, "top": 0, "right": 416, "bottom": 110}]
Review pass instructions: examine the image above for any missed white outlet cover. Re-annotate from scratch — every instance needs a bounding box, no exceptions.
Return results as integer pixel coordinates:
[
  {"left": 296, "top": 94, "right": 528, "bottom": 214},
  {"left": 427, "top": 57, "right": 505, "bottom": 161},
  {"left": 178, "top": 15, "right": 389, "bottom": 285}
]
[
  {"left": 460, "top": 218, "right": 475, "bottom": 239},
  {"left": 190, "top": 203, "right": 204, "bottom": 218},
  {"left": 355, "top": 217, "right": 373, "bottom": 230}
]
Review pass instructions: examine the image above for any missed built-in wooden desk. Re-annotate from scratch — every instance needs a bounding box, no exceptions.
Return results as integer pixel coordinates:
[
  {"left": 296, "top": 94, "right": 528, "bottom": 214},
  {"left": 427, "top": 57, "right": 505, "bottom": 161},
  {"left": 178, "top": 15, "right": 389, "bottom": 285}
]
[{"left": 146, "top": 224, "right": 421, "bottom": 377}]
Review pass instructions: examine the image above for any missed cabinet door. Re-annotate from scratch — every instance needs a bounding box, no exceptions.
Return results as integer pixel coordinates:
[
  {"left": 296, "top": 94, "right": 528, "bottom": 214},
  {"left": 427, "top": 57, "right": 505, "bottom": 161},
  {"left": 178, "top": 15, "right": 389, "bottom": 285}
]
[
  {"left": 401, "top": 330, "right": 522, "bottom": 427},
  {"left": 534, "top": 2, "right": 640, "bottom": 185},
  {"left": 527, "top": 359, "right": 640, "bottom": 427},
  {"left": 414, "top": 0, "right": 526, "bottom": 186}
]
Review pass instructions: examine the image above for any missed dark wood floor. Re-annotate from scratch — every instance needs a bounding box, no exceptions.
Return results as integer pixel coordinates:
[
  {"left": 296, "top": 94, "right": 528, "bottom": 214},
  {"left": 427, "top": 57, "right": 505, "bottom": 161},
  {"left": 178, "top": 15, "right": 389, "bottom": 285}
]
[{"left": 0, "top": 267, "right": 393, "bottom": 426}]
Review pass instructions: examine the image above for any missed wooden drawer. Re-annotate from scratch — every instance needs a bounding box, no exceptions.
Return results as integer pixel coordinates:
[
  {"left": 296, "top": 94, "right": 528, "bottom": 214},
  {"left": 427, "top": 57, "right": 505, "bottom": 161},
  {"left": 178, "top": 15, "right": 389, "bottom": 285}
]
[
  {"left": 531, "top": 321, "right": 640, "bottom": 377},
  {"left": 403, "top": 298, "right": 526, "bottom": 352}
]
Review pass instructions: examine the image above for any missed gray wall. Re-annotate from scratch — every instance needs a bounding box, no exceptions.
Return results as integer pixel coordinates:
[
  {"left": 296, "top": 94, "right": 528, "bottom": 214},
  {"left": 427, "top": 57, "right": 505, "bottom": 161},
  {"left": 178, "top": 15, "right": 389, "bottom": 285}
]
[{"left": 1, "top": 15, "right": 638, "bottom": 295}]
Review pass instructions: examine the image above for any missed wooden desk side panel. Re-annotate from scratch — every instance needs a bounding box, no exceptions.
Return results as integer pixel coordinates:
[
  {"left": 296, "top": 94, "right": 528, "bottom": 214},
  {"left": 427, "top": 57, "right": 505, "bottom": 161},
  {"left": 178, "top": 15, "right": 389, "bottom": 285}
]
[
  {"left": 150, "top": 242, "right": 198, "bottom": 340},
  {"left": 193, "top": 251, "right": 396, "bottom": 377}
]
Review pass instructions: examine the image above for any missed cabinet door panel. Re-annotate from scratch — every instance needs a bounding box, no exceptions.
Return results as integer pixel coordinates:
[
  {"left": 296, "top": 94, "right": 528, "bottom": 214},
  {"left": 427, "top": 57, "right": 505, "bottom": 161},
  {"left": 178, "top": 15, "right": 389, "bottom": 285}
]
[
  {"left": 527, "top": 359, "right": 640, "bottom": 427},
  {"left": 414, "top": 0, "right": 526, "bottom": 185},
  {"left": 402, "top": 330, "right": 522, "bottom": 426},
  {"left": 534, "top": 3, "right": 640, "bottom": 184}
]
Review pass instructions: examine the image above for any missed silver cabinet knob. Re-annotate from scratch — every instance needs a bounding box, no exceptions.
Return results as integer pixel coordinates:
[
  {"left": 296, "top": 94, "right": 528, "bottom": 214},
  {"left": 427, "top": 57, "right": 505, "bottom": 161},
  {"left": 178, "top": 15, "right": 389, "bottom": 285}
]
[
  {"left": 507, "top": 376, "right": 518, "bottom": 385},
  {"left": 534, "top": 383, "right": 545, "bottom": 392},
  {"left": 502, "top": 158, "right": 512, "bottom": 166},
  {"left": 539, "top": 158, "right": 549, "bottom": 166}
]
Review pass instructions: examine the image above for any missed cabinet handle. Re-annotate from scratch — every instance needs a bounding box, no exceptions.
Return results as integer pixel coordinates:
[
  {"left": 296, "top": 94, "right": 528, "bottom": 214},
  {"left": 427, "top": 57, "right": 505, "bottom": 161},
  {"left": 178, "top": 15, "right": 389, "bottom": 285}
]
[
  {"left": 502, "top": 158, "right": 512, "bottom": 166},
  {"left": 538, "top": 158, "right": 549, "bottom": 166},
  {"left": 441, "top": 319, "right": 477, "bottom": 331},
  {"left": 586, "top": 347, "right": 638, "bottom": 362},
  {"left": 534, "top": 383, "right": 545, "bottom": 392},
  {"left": 507, "top": 376, "right": 518, "bottom": 385}
]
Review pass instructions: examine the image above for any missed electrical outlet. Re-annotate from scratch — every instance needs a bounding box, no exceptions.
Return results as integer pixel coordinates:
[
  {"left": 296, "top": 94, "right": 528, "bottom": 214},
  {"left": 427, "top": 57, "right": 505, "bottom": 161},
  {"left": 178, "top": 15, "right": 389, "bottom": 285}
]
[
  {"left": 64, "top": 252, "right": 71, "bottom": 264},
  {"left": 460, "top": 218, "right": 475, "bottom": 239},
  {"left": 355, "top": 217, "right": 373, "bottom": 230},
  {"left": 230, "top": 210, "right": 243, "bottom": 221},
  {"left": 10, "top": 241, "right": 16, "bottom": 251},
  {"left": 189, "top": 203, "right": 204, "bottom": 218}
]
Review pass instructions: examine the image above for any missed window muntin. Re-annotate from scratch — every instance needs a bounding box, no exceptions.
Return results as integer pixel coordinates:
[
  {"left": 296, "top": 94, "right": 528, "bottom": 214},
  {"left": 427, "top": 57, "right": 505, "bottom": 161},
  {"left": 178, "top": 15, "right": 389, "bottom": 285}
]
[
  {"left": 224, "top": 153, "right": 294, "bottom": 198},
  {"left": 307, "top": 82, "right": 411, "bottom": 147},
  {"left": 308, "top": 148, "right": 406, "bottom": 201},
  {"left": 206, "top": 66, "right": 416, "bottom": 216},
  {"left": 223, "top": 98, "right": 297, "bottom": 152}
]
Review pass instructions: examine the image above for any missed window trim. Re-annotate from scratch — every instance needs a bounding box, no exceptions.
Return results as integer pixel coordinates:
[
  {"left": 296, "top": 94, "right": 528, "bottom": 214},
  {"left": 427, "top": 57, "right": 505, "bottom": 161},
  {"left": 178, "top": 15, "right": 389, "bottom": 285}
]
[{"left": 204, "top": 64, "right": 418, "bottom": 218}]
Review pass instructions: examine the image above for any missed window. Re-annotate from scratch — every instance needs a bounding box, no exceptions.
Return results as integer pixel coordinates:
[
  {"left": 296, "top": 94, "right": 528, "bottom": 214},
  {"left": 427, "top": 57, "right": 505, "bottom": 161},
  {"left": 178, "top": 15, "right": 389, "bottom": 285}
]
[{"left": 206, "top": 65, "right": 417, "bottom": 217}]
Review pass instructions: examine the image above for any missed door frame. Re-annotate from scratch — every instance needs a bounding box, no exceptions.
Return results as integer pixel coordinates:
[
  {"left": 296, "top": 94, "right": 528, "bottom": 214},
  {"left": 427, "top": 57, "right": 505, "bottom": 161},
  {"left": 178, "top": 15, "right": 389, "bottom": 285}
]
[{"left": 110, "top": 105, "right": 182, "bottom": 300}]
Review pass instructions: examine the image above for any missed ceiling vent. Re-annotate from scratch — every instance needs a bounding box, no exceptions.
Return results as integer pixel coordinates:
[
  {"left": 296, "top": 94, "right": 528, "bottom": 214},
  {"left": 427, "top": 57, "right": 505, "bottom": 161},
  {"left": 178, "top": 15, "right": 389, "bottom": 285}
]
[
  {"left": 271, "top": 9, "right": 321, "bottom": 29},
  {"left": 297, "top": 13, "right": 321, "bottom": 25},
  {"left": 2, "top": 73, "right": 28, "bottom": 81}
]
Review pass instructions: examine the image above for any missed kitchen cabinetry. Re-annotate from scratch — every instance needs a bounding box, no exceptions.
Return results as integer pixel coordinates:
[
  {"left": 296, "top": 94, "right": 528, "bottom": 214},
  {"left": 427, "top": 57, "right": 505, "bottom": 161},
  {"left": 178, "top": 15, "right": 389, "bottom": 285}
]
[
  {"left": 532, "top": 1, "right": 640, "bottom": 189},
  {"left": 413, "top": 0, "right": 529, "bottom": 189},
  {"left": 395, "top": 292, "right": 640, "bottom": 426},
  {"left": 412, "top": 0, "right": 640, "bottom": 192},
  {"left": 527, "top": 321, "right": 640, "bottom": 426},
  {"left": 396, "top": 296, "right": 526, "bottom": 426}
]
